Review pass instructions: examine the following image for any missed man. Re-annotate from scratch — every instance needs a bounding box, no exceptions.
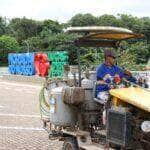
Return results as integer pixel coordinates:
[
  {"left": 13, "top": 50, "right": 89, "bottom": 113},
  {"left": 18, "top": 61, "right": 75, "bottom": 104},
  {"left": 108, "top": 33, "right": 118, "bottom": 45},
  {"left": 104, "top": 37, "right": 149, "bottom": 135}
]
[{"left": 96, "top": 50, "right": 124, "bottom": 100}]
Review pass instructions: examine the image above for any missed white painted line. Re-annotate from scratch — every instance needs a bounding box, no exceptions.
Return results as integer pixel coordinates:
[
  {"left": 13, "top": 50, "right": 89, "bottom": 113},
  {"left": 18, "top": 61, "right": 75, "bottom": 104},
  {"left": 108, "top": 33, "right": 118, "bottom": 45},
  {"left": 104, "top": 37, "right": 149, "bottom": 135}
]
[
  {"left": 0, "top": 81, "right": 42, "bottom": 89},
  {"left": 0, "top": 113, "right": 41, "bottom": 118},
  {"left": 2, "top": 86, "right": 36, "bottom": 93},
  {"left": 0, "top": 126, "right": 44, "bottom": 131},
  {"left": 25, "top": 90, "right": 35, "bottom": 94},
  {"left": 4, "top": 87, "right": 11, "bottom": 90},
  {"left": 14, "top": 88, "right": 23, "bottom": 92}
]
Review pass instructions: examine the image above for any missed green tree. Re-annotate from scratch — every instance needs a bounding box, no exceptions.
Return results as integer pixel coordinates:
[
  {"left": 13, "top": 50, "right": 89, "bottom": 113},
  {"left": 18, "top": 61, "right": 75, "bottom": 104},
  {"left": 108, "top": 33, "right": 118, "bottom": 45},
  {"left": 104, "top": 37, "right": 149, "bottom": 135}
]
[
  {"left": 80, "top": 48, "right": 104, "bottom": 70},
  {"left": 69, "top": 13, "right": 97, "bottom": 26},
  {"left": 118, "top": 14, "right": 142, "bottom": 32},
  {"left": 41, "top": 20, "right": 62, "bottom": 35},
  {"left": 140, "top": 17, "right": 150, "bottom": 42},
  {"left": 7, "top": 17, "right": 43, "bottom": 43},
  {"left": 41, "top": 33, "right": 80, "bottom": 64},
  {"left": 0, "top": 35, "right": 20, "bottom": 50},
  {"left": 22, "top": 36, "right": 42, "bottom": 52},
  {"left": 0, "top": 16, "right": 7, "bottom": 35},
  {"left": 0, "top": 35, "right": 20, "bottom": 64},
  {"left": 128, "top": 42, "right": 150, "bottom": 64},
  {"left": 97, "top": 14, "right": 121, "bottom": 26}
]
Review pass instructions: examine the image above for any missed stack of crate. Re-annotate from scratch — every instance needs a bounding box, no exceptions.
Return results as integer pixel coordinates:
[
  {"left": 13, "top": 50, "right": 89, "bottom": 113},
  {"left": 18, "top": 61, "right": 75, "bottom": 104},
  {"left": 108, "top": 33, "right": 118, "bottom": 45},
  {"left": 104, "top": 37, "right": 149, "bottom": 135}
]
[
  {"left": 8, "top": 53, "right": 35, "bottom": 76},
  {"left": 47, "top": 51, "right": 68, "bottom": 78}
]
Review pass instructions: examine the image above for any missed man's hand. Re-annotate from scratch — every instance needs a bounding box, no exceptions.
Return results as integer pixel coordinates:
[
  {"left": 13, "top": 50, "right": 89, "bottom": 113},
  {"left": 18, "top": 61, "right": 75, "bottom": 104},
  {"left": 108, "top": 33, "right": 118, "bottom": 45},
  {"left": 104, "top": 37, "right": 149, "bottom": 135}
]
[
  {"left": 124, "top": 70, "right": 132, "bottom": 77},
  {"left": 114, "top": 74, "right": 121, "bottom": 84},
  {"left": 109, "top": 85, "right": 115, "bottom": 89}
]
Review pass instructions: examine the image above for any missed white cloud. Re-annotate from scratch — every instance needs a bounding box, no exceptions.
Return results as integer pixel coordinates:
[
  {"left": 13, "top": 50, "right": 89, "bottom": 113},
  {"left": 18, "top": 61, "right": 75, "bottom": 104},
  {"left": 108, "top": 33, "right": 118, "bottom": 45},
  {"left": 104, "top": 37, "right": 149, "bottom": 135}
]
[{"left": 0, "top": 0, "right": 150, "bottom": 22}]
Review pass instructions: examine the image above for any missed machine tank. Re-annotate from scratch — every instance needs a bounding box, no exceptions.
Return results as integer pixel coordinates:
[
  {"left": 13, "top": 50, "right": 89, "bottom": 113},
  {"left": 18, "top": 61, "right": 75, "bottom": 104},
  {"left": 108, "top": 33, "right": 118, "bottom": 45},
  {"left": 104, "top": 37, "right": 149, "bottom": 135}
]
[
  {"left": 81, "top": 78, "right": 93, "bottom": 89},
  {"left": 81, "top": 78, "right": 94, "bottom": 109},
  {"left": 88, "top": 71, "right": 96, "bottom": 81},
  {"left": 80, "top": 77, "right": 101, "bottom": 128},
  {"left": 49, "top": 87, "right": 77, "bottom": 127},
  {"left": 81, "top": 77, "right": 99, "bottom": 110}
]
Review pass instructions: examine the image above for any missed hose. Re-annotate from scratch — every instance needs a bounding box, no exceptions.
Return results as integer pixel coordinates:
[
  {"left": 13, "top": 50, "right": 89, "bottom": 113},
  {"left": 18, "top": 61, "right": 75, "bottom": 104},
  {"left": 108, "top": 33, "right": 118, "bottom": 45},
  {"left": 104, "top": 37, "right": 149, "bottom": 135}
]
[
  {"left": 39, "top": 86, "right": 50, "bottom": 119},
  {"left": 39, "top": 79, "right": 67, "bottom": 119}
]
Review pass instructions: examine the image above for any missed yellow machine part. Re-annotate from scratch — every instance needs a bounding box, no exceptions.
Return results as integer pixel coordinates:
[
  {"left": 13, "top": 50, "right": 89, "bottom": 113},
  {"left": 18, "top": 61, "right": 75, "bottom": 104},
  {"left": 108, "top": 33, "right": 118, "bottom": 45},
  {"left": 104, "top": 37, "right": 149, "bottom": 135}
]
[
  {"left": 110, "top": 87, "right": 150, "bottom": 112},
  {"left": 112, "top": 97, "right": 127, "bottom": 107}
]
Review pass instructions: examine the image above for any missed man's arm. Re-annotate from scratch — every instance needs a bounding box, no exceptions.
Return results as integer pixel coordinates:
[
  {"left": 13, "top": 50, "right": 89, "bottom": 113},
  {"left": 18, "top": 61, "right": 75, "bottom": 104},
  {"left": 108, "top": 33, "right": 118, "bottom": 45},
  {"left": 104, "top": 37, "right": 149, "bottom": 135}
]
[{"left": 123, "top": 70, "right": 137, "bottom": 83}]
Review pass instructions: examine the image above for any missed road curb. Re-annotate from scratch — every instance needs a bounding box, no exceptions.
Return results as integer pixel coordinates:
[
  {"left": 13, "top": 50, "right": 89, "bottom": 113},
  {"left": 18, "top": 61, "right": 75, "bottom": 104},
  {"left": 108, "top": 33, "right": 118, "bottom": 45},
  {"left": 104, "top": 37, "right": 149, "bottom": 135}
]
[{"left": 1, "top": 74, "right": 46, "bottom": 85}]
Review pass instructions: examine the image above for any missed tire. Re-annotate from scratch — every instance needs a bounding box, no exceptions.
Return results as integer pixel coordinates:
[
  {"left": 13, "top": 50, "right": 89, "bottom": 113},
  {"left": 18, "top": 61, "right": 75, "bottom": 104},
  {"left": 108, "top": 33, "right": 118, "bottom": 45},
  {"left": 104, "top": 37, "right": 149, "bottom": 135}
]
[{"left": 62, "top": 137, "right": 79, "bottom": 150}]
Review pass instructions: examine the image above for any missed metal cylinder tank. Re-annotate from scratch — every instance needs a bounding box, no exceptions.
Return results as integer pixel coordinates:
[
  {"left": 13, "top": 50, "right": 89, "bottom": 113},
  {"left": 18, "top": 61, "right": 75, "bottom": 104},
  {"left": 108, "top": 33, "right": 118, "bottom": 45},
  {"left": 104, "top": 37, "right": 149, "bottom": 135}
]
[
  {"left": 89, "top": 71, "right": 96, "bottom": 81},
  {"left": 80, "top": 78, "right": 101, "bottom": 128},
  {"left": 81, "top": 78, "right": 99, "bottom": 110},
  {"left": 49, "top": 87, "right": 77, "bottom": 127}
]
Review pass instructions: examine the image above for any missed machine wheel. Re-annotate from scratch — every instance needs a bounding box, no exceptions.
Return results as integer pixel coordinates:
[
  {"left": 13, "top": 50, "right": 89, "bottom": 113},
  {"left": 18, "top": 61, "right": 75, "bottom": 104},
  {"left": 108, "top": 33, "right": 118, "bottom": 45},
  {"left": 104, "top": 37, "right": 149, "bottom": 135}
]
[{"left": 62, "top": 137, "right": 79, "bottom": 150}]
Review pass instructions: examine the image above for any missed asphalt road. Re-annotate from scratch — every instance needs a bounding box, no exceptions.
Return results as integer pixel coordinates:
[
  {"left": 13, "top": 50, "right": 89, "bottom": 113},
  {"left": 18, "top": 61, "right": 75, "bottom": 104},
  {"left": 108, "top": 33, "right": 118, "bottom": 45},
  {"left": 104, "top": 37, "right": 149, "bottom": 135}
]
[{"left": 0, "top": 81, "right": 62, "bottom": 150}]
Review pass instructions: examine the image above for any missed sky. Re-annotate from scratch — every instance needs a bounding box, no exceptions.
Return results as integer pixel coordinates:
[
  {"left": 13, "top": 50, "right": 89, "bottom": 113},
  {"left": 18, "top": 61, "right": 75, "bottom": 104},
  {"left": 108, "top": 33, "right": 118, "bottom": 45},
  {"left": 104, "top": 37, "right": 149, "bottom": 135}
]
[{"left": 0, "top": 0, "right": 150, "bottom": 23}]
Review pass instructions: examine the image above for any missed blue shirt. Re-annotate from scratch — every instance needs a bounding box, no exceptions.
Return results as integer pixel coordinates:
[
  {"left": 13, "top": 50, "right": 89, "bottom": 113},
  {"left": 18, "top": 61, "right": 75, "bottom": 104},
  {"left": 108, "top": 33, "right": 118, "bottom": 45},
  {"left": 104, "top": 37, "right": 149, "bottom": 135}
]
[{"left": 96, "top": 63, "right": 124, "bottom": 93}]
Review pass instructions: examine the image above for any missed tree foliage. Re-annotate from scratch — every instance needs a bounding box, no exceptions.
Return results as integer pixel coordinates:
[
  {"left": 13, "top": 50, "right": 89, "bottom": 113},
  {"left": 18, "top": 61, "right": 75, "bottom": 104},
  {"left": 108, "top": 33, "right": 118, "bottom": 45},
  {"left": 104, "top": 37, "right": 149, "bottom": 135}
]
[
  {"left": 0, "top": 17, "right": 7, "bottom": 35},
  {"left": 0, "top": 35, "right": 20, "bottom": 62},
  {"left": 69, "top": 13, "right": 97, "bottom": 26},
  {"left": 7, "top": 17, "right": 43, "bottom": 43},
  {"left": 97, "top": 14, "right": 121, "bottom": 26},
  {"left": 0, "top": 14, "right": 149, "bottom": 69},
  {"left": 23, "top": 36, "right": 42, "bottom": 52},
  {"left": 0, "top": 35, "right": 20, "bottom": 50}
]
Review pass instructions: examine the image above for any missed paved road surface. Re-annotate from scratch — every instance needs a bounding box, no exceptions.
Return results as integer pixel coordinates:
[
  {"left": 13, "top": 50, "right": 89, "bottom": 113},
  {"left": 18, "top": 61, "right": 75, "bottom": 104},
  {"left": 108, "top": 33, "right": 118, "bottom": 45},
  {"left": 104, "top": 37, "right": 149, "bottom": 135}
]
[{"left": 0, "top": 81, "right": 62, "bottom": 150}]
